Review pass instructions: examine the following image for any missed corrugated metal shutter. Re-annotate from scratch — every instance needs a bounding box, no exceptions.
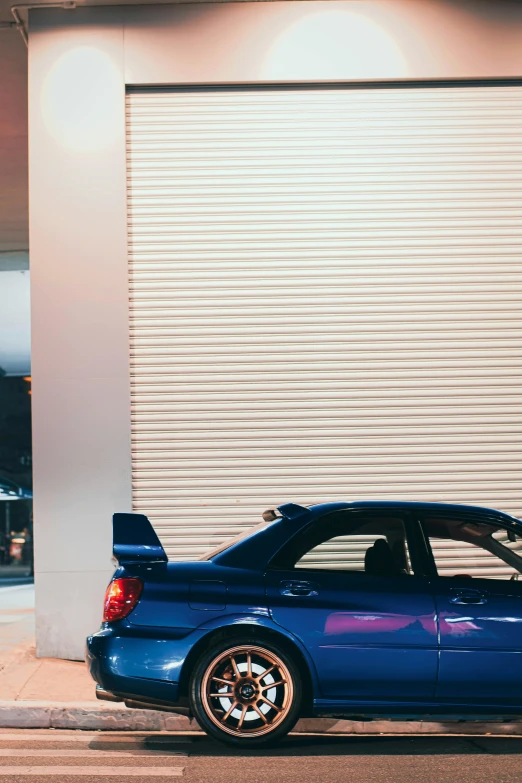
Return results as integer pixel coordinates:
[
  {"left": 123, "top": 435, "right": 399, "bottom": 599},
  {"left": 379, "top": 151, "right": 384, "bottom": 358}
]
[
  {"left": 298, "top": 535, "right": 387, "bottom": 571},
  {"left": 126, "top": 84, "right": 522, "bottom": 567}
]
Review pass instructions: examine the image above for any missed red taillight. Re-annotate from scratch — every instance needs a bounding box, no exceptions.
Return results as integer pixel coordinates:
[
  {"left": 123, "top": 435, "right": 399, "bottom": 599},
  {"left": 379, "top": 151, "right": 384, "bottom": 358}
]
[{"left": 103, "top": 577, "right": 143, "bottom": 622}]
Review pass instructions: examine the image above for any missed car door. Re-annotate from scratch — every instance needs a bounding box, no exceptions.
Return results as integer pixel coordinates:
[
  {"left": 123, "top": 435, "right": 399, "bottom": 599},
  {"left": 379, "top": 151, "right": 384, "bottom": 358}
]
[
  {"left": 265, "top": 509, "right": 438, "bottom": 702},
  {"left": 421, "top": 514, "right": 522, "bottom": 704}
]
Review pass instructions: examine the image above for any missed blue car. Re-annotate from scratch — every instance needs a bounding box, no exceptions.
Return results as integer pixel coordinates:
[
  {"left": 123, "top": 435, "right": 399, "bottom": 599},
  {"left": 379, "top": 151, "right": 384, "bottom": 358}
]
[{"left": 87, "top": 500, "right": 522, "bottom": 747}]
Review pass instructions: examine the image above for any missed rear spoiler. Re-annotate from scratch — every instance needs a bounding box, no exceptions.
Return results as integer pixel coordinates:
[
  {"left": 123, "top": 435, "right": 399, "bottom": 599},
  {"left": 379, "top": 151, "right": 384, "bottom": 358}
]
[{"left": 113, "top": 513, "right": 168, "bottom": 565}]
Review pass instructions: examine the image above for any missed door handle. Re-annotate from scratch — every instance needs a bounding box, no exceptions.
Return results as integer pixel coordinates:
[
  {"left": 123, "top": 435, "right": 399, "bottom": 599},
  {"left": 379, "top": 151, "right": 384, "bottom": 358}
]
[
  {"left": 449, "top": 589, "right": 488, "bottom": 606},
  {"left": 279, "top": 580, "right": 318, "bottom": 597}
]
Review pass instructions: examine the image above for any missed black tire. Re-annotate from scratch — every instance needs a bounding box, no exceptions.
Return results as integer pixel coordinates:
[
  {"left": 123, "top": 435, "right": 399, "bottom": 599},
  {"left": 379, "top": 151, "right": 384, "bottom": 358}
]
[{"left": 189, "top": 635, "right": 303, "bottom": 748}]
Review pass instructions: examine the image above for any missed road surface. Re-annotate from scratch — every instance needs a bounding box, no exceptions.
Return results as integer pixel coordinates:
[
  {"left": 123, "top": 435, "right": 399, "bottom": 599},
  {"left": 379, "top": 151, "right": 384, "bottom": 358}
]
[{"left": 0, "top": 729, "right": 521, "bottom": 782}]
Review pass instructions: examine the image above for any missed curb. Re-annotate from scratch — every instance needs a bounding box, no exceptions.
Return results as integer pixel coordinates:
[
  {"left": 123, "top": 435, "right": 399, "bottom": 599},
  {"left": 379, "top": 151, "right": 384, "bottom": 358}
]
[
  {"left": 1, "top": 701, "right": 522, "bottom": 735},
  {"left": 0, "top": 702, "right": 194, "bottom": 731}
]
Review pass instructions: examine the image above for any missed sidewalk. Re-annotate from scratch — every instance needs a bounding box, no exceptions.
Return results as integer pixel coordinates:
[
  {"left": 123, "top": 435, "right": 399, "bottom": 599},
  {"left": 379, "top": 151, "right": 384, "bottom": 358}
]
[
  {"left": 0, "top": 582, "right": 35, "bottom": 661},
  {"left": 1, "top": 643, "right": 522, "bottom": 735}
]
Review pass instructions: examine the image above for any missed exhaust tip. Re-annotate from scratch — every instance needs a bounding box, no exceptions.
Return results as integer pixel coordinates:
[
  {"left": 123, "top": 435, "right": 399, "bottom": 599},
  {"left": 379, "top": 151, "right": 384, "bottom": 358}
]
[{"left": 96, "top": 686, "right": 123, "bottom": 703}]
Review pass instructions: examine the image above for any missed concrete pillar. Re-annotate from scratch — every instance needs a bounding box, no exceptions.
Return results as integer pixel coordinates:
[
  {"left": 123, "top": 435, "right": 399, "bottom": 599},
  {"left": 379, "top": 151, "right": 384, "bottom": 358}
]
[{"left": 28, "top": 9, "right": 131, "bottom": 659}]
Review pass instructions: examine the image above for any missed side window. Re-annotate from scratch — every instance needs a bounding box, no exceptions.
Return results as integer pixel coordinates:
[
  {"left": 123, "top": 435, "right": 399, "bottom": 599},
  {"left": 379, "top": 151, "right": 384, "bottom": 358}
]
[
  {"left": 291, "top": 515, "right": 413, "bottom": 576},
  {"left": 422, "top": 517, "right": 522, "bottom": 580}
]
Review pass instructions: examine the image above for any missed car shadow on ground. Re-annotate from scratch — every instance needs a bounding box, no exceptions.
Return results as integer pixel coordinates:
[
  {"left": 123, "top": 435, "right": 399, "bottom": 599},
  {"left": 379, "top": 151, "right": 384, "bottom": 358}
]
[{"left": 89, "top": 733, "right": 522, "bottom": 757}]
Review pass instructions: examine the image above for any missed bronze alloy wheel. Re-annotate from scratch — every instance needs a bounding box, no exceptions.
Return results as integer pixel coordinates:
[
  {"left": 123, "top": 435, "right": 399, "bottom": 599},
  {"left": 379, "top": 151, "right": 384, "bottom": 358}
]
[{"left": 200, "top": 644, "right": 295, "bottom": 739}]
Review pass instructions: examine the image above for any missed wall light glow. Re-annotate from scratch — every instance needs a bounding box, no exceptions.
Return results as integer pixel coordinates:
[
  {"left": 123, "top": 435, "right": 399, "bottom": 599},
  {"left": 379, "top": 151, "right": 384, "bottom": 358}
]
[
  {"left": 41, "top": 45, "right": 122, "bottom": 154},
  {"left": 263, "top": 9, "right": 408, "bottom": 81}
]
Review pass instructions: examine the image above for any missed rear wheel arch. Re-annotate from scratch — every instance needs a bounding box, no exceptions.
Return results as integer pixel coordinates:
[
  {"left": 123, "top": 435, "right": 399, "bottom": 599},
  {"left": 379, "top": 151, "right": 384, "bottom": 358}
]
[{"left": 178, "top": 623, "right": 315, "bottom": 716}]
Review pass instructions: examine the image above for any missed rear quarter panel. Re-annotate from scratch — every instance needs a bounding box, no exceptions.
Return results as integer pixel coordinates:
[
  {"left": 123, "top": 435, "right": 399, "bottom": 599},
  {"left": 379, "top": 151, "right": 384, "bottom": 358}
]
[{"left": 123, "top": 561, "right": 270, "bottom": 630}]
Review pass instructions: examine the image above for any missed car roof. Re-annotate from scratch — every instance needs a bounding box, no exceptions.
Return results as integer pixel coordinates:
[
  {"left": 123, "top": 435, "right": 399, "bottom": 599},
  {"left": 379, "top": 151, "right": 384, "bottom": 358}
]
[{"left": 312, "top": 500, "right": 521, "bottom": 522}]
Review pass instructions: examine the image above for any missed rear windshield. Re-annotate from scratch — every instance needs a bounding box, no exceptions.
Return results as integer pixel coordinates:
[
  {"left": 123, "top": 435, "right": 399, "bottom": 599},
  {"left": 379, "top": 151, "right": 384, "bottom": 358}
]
[{"left": 199, "top": 517, "right": 279, "bottom": 560}]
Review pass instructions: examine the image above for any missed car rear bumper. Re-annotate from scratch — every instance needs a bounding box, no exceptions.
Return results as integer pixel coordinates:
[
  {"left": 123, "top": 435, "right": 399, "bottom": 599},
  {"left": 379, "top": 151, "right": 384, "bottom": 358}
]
[{"left": 86, "top": 625, "right": 207, "bottom": 705}]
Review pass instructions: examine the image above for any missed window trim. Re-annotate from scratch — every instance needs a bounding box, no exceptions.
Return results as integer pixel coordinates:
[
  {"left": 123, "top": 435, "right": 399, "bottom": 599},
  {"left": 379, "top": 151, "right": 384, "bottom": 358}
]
[
  {"left": 405, "top": 517, "right": 436, "bottom": 578},
  {"left": 266, "top": 508, "right": 428, "bottom": 578}
]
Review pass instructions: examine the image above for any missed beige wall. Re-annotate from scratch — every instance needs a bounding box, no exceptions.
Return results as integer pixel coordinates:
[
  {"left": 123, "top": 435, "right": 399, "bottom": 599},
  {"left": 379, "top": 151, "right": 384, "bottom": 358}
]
[
  {"left": 123, "top": 0, "right": 522, "bottom": 84},
  {"left": 29, "top": 0, "right": 522, "bottom": 659}
]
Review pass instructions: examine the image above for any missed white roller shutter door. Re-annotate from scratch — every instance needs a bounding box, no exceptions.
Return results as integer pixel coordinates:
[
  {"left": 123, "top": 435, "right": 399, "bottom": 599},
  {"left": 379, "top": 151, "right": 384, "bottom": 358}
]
[{"left": 126, "top": 85, "right": 522, "bottom": 566}]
